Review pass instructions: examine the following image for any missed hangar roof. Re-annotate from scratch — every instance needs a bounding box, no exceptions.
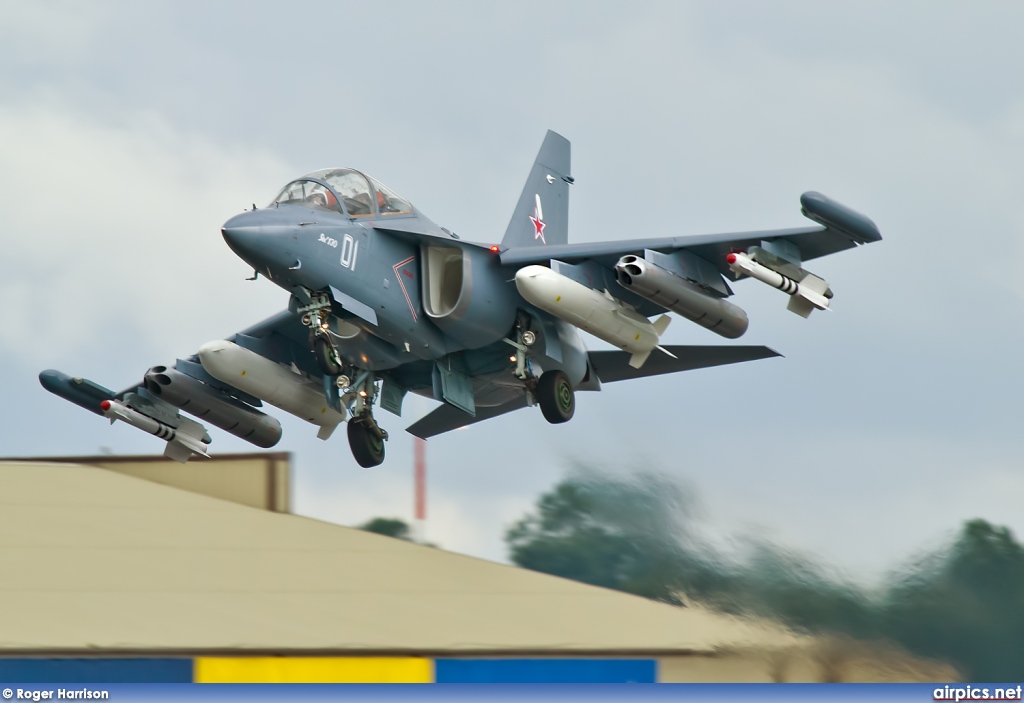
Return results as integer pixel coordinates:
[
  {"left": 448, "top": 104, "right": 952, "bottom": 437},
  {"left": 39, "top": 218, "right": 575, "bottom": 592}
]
[{"left": 0, "top": 460, "right": 802, "bottom": 655}]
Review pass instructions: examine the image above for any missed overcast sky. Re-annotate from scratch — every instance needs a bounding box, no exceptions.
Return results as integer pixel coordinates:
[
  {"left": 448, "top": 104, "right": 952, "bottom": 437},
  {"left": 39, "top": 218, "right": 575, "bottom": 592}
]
[{"left": 3, "top": 1, "right": 1024, "bottom": 584}]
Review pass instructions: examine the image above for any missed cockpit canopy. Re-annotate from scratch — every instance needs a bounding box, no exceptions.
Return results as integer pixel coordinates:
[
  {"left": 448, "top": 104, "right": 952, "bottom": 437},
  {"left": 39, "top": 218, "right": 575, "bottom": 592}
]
[{"left": 269, "top": 168, "right": 413, "bottom": 217}]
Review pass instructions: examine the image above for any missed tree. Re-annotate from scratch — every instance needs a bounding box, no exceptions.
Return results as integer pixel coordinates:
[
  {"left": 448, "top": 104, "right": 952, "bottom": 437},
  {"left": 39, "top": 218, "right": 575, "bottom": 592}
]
[
  {"left": 505, "top": 471, "right": 703, "bottom": 603},
  {"left": 358, "top": 517, "right": 412, "bottom": 540},
  {"left": 880, "top": 519, "right": 1024, "bottom": 680},
  {"left": 507, "top": 471, "right": 1024, "bottom": 680}
]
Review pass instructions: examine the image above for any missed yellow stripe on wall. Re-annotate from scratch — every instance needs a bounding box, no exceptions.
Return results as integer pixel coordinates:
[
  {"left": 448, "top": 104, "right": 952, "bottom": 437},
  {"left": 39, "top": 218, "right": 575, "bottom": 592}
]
[{"left": 195, "top": 657, "right": 433, "bottom": 683}]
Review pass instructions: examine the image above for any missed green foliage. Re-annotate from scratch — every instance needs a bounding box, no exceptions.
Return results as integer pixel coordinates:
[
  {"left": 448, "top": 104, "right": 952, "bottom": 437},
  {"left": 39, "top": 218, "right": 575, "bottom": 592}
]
[
  {"left": 698, "top": 541, "right": 878, "bottom": 641},
  {"left": 879, "top": 519, "right": 1024, "bottom": 680},
  {"left": 359, "top": 517, "right": 412, "bottom": 540},
  {"left": 507, "top": 472, "right": 1024, "bottom": 681},
  {"left": 505, "top": 472, "right": 697, "bottom": 603}
]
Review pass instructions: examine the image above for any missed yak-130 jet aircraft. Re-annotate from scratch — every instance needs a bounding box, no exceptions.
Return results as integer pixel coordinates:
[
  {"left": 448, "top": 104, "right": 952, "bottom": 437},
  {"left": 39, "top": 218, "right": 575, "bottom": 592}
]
[{"left": 41, "top": 131, "right": 881, "bottom": 467}]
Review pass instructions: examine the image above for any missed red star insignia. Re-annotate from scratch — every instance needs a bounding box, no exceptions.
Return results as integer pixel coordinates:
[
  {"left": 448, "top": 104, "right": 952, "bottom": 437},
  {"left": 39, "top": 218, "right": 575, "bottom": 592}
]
[{"left": 529, "top": 194, "right": 546, "bottom": 244}]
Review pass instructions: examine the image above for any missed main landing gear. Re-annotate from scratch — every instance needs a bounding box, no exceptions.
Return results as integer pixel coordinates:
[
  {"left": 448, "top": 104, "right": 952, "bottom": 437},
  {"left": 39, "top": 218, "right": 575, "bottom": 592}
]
[
  {"left": 506, "top": 323, "right": 576, "bottom": 425},
  {"left": 297, "top": 290, "right": 388, "bottom": 468},
  {"left": 342, "top": 370, "right": 389, "bottom": 468},
  {"left": 348, "top": 418, "right": 386, "bottom": 468},
  {"left": 536, "top": 369, "right": 575, "bottom": 424}
]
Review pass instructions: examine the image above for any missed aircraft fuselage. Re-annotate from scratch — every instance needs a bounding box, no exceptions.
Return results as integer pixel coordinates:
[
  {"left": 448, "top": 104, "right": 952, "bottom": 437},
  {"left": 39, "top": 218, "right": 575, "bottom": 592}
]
[{"left": 221, "top": 202, "right": 591, "bottom": 407}]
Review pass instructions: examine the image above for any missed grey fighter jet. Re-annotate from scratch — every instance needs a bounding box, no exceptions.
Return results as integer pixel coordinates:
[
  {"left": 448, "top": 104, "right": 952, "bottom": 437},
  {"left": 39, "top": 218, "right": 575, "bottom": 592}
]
[{"left": 40, "top": 131, "right": 881, "bottom": 467}]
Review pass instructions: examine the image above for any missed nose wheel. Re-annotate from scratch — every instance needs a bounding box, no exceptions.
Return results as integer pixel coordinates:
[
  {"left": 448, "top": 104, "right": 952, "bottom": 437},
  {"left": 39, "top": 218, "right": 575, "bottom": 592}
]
[
  {"left": 312, "top": 336, "right": 343, "bottom": 376},
  {"left": 295, "top": 290, "right": 344, "bottom": 376},
  {"left": 536, "top": 370, "right": 575, "bottom": 424}
]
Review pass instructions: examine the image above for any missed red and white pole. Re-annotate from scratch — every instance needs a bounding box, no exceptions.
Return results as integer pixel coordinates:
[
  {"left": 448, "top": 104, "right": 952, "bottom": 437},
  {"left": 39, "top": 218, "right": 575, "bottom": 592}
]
[{"left": 414, "top": 437, "right": 426, "bottom": 542}]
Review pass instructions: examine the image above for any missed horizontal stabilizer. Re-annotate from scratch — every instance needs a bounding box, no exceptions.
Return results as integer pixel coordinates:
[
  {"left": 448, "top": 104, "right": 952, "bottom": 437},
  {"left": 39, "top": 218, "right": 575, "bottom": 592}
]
[
  {"left": 590, "top": 345, "right": 781, "bottom": 384},
  {"left": 406, "top": 395, "right": 530, "bottom": 439}
]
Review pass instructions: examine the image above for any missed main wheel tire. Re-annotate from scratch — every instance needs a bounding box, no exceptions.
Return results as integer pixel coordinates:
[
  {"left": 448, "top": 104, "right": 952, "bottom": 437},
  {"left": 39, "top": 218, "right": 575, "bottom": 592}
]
[
  {"left": 537, "top": 370, "right": 575, "bottom": 424},
  {"left": 313, "top": 336, "right": 342, "bottom": 376},
  {"left": 348, "top": 420, "right": 386, "bottom": 468}
]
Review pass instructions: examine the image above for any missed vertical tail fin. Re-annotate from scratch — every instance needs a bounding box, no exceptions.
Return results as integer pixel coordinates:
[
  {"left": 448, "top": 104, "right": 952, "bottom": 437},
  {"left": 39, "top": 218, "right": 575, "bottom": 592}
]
[{"left": 501, "top": 130, "right": 571, "bottom": 249}]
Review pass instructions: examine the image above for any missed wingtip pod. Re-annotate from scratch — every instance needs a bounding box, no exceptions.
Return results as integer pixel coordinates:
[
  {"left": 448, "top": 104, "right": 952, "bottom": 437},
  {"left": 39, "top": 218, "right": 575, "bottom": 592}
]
[
  {"left": 800, "top": 191, "right": 881, "bottom": 243},
  {"left": 39, "top": 369, "right": 115, "bottom": 416}
]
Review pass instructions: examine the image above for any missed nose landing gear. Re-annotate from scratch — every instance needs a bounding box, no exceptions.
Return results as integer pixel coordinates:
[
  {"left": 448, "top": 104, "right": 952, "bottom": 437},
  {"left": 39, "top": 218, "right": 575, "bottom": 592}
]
[
  {"left": 296, "top": 290, "right": 388, "bottom": 467},
  {"left": 312, "top": 336, "right": 342, "bottom": 376},
  {"left": 296, "top": 290, "right": 345, "bottom": 377}
]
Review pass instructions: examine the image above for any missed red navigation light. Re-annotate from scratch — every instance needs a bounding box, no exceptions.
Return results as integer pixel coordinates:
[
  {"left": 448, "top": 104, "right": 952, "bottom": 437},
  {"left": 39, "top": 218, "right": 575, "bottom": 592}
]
[{"left": 490, "top": 245, "right": 500, "bottom": 253}]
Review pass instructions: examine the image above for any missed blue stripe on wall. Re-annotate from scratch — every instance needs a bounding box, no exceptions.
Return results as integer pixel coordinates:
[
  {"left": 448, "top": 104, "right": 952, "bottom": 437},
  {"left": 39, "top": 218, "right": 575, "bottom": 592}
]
[
  {"left": 0, "top": 659, "right": 193, "bottom": 683},
  {"left": 435, "top": 658, "right": 656, "bottom": 683}
]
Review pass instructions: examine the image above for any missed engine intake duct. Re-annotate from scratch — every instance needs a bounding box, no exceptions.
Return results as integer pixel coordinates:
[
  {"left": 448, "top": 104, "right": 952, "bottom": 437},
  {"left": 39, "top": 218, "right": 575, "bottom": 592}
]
[
  {"left": 144, "top": 366, "right": 283, "bottom": 448},
  {"left": 614, "top": 255, "right": 748, "bottom": 339}
]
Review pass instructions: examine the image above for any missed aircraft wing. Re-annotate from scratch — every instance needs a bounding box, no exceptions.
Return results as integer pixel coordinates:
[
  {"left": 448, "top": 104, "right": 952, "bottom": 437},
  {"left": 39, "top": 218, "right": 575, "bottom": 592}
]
[
  {"left": 406, "top": 395, "right": 531, "bottom": 440},
  {"left": 498, "top": 191, "right": 881, "bottom": 282},
  {"left": 587, "top": 345, "right": 781, "bottom": 383},
  {"left": 39, "top": 309, "right": 344, "bottom": 462},
  {"left": 405, "top": 345, "right": 780, "bottom": 439}
]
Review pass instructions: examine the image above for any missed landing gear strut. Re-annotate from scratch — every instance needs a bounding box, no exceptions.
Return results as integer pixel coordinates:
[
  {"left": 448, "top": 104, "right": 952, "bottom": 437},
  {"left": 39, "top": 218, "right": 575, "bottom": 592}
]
[
  {"left": 504, "top": 320, "right": 576, "bottom": 425},
  {"left": 296, "top": 290, "right": 343, "bottom": 377},
  {"left": 295, "top": 289, "right": 389, "bottom": 467},
  {"left": 312, "top": 337, "right": 342, "bottom": 376},
  {"left": 344, "top": 370, "right": 389, "bottom": 468},
  {"left": 348, "top": 417, "right": 386, "bottom": 468}
]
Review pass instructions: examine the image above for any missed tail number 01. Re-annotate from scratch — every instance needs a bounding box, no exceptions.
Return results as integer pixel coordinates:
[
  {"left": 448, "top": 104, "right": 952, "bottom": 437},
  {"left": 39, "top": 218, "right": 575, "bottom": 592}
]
[{"left": 340, "top": 234, "right": 359, "bottom": 270}]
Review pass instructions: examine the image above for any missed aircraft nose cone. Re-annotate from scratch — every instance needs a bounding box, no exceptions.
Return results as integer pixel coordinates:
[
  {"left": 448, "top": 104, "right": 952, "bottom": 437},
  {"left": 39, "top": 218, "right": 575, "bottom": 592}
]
[
  {"left": 221, "top": 224, "right": 260, "bottom": 256},
  {"left": 220, "top": 210, "right": 304, "bottom": 285},
  {"left": 221, "top": 211, "right": 269, "bottom": 265}
]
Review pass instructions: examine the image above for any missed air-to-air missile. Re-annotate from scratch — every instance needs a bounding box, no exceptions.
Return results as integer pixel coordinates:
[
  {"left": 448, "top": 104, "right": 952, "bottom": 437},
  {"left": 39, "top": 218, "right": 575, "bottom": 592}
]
[
  {"left": 99, "top": 398, "right": 209, "bottom": 462},
  {"left": 726, "top": 252, "right": 830, "bottom": 317}
]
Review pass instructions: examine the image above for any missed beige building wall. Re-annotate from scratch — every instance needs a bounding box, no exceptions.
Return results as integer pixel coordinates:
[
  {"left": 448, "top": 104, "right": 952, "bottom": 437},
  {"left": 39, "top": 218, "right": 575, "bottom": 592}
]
[
  {"left": 14, "top": 452, "right": 291, "bottom": 512},
  {"left": 0, "top": 458, "right": 960, "bottom": 682},
  {"left": 658, "top": 638, "right": 960, "bottom": 682}
]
